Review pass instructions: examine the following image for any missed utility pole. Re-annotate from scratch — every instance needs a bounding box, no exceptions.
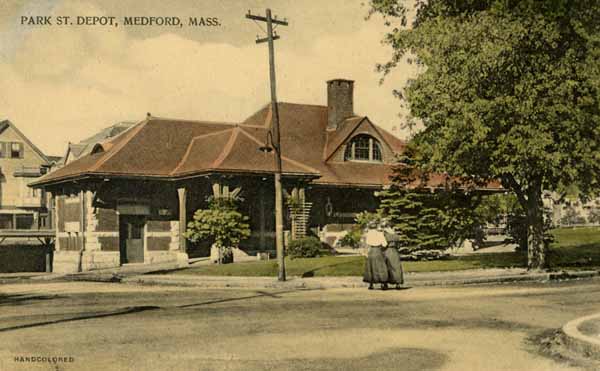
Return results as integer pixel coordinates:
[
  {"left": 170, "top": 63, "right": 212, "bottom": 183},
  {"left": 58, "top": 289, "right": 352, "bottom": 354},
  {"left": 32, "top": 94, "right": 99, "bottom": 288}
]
[{"left": 246, "top": 9, "right": 288, "bottom": 281}]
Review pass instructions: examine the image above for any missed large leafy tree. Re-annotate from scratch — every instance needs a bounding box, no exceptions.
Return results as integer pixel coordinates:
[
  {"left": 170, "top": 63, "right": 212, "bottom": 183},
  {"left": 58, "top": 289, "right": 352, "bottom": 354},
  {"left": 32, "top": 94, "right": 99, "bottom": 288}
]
[{"left": 370, "top": 0, "right": 600, "bottom": 269}]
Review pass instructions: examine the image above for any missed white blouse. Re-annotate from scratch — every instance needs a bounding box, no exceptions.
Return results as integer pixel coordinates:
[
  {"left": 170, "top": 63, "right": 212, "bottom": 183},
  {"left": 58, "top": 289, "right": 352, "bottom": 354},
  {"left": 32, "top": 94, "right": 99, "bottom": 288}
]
[{"left": 365, "top": 229, "right": 388, "bottom": 247}]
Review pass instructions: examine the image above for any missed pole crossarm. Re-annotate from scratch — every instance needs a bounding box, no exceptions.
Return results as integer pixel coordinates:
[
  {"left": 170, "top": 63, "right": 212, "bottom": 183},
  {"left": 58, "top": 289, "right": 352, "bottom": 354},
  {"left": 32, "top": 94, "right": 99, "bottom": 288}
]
[
  {"left": 256, "top": 35, "right": 280, "bottom": 44},
  {"left": 246, "top": 12, "right": 289, "bottom": 26}
]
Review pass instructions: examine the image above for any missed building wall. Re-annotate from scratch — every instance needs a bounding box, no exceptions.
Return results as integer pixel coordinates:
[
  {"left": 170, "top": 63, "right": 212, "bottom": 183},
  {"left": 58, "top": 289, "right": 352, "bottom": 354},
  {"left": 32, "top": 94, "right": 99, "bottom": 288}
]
[
  {"left": 0, "top": 125, "right": 48, "bottom": 210},
  {"left": 146, "top": 219, "right": 179, "bottom": 251},
  {"left": 52, "top": 186, "right": 187, "bottom": 272},
  {"left": 55, "top": 194, "right": 84, "bottom": 252}
]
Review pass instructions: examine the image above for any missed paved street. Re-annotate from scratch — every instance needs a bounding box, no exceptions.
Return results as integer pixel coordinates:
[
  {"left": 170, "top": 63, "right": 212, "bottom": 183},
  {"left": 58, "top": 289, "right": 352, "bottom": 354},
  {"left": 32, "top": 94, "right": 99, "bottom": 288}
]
[{"left": 1, "top": 279, "right": 600, "bottom": 370}]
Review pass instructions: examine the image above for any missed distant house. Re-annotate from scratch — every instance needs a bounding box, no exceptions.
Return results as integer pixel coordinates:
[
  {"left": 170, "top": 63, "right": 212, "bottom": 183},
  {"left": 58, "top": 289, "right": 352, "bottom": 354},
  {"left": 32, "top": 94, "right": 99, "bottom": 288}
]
[
  {"left": 57, "top": 122, "right": 135, "bottom": 167},
  {"left": 544, "top": 192, "right": 600, "bottom": 227},
  {"left": 0, "top": 120, "right": 52, "bottom": 230}
]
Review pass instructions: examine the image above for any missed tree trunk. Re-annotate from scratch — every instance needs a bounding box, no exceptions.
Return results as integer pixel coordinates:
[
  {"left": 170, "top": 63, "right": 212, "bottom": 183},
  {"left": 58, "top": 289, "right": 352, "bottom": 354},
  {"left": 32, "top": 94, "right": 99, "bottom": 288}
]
[{"left": 526, "top": 187, "right": 546, "bottom": 270}]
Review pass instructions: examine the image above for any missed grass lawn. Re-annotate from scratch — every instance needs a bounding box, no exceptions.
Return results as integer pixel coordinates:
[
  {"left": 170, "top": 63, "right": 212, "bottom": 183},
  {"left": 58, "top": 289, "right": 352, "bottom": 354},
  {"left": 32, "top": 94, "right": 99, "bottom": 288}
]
[{"left": 169, "top": 227, "right": 600, "bottom": 277}]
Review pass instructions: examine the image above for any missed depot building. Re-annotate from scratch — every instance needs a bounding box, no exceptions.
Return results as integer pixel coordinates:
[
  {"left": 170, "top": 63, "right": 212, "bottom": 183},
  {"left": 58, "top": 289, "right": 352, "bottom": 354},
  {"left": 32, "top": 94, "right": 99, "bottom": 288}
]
[{"left": 32, "top": 79, "right": 493, "bottom": 273}]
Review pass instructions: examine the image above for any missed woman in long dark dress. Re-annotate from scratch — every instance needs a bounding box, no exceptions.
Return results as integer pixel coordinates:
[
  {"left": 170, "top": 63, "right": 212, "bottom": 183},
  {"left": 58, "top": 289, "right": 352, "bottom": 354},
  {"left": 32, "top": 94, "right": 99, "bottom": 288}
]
[
  {"left": 363, "top": 225, "right": 389, "bottom": 290},
  {"left": 384, "top": 246, "right": 404, "bottom": 289},
  {"left": 381, "top": 225, "right": 404, "bottom": 289}
]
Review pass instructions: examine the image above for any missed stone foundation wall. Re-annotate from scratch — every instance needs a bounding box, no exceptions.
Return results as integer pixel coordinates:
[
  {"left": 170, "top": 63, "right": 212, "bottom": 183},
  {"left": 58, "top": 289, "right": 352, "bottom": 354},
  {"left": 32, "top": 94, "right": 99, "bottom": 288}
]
[
  {"left": 143, "top": 249, "right": 188, "bottom": 268},
  {"left": 52, "top": 251, "right": 81, "bottom": 274},
  {"left": 81, "top": 251, "right": 120, "bottom": 271}
]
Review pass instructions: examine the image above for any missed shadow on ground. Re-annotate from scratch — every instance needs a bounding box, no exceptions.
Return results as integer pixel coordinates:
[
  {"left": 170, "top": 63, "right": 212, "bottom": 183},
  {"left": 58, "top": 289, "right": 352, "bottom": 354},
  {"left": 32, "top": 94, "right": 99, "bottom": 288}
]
[
  {"left": 0, "top": 288, "right": 320, "bottom": 333},
  {"left": 300, "top": 260, "right": 361, "bottom": 278},
  {"left": 0, "top": 293, "right": 65, "bottom": 306}
]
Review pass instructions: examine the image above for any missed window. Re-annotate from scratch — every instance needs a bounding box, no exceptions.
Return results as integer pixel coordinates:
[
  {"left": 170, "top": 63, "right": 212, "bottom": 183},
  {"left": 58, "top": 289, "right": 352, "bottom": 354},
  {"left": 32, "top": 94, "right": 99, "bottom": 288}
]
[
  {"left": 28, "top": 187, "right": 38, "bottom": 198},
  {"left": 0, "top": 215, "right": 13, "bottom": 229},
  {"left": 15, "top": 214, "right": 34, "bottom": 229},
  {"left": 11, "top": 142, "right": 23, "bottom": 158},
  {"left": 344, "top": 134, "right": 383, "bottom": 162}
]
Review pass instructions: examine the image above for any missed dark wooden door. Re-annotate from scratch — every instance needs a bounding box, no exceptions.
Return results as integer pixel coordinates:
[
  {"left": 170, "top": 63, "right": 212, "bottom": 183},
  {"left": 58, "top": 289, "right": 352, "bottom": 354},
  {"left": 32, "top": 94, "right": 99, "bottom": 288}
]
[{"left": 119, "top": 216, "right": 145, "bottom": 264}]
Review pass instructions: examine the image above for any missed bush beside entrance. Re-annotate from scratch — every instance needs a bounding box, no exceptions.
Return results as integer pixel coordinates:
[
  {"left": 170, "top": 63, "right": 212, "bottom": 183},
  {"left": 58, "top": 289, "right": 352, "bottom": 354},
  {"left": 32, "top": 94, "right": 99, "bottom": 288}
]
[{"left": 287, "top": 237, "right": 322, "bottom": 259}]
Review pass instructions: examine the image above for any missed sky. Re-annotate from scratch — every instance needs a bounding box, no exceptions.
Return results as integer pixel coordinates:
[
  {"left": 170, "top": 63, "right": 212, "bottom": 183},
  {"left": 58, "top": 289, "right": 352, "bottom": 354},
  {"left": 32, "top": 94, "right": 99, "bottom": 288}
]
[{"left": 0, "top": 0, "right": 418, "bottom": 156}]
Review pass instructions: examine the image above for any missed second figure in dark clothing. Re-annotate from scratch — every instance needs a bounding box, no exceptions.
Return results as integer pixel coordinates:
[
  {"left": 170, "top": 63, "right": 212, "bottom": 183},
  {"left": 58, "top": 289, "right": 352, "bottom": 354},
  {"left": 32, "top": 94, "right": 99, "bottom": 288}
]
[{"left": 384, "top": 246, "right": 404, "bottom": 289}]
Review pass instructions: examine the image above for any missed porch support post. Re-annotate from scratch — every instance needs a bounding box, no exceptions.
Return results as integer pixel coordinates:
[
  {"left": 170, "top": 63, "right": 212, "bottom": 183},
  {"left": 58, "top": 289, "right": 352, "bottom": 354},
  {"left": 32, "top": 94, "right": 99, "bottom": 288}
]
[
  {"left": 259, "top": 186, "right": 266, "bottom": 248},
  {"left": 80, "top": 190, "right": 86, "bottom": 249},
  {"left": 177, "top": 187, "right": 188, "bottom": 252},
  {"left": 46, "top": 190, "right": 54, "bottom": 230}
]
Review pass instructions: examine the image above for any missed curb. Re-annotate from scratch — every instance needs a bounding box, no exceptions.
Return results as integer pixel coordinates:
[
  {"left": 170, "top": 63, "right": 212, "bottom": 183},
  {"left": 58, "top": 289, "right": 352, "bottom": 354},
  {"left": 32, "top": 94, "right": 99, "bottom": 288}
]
[
  {"left": 0, "top": 273, "right": 66, "bottom": 285},
  {"left": 119, "top": 270, "right": 600, "bottom": 289},
  {"left": 4, "top": 269, "right": 597, "bottom": 289},
  {"left": 562, "top": 313, "right": 600, "bottom": 361}
]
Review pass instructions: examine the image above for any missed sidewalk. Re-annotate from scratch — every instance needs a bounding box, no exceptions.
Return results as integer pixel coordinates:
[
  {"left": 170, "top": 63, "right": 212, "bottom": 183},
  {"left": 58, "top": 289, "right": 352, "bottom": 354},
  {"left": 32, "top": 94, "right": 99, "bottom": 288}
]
[
  {"left": 122, "top": 267, "right": 600, "bottom": 289},
  {"left": 2, "top": 265, "right": 598, "bottom": 289},
  {"left": 0, "top": 261, "right": 195, "bottom": 284}
]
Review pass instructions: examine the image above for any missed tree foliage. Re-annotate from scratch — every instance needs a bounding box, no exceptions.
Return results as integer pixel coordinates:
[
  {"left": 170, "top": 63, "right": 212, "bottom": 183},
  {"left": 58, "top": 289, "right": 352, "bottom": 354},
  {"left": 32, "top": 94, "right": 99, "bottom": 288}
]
[{"left": 370, "top": 0, "right": 600, "bottom": 269}]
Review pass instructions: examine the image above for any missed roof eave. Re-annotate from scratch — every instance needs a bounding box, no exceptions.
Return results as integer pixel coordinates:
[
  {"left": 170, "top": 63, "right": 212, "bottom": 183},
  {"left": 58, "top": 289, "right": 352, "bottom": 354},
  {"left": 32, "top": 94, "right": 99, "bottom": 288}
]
[{"left": 30, "top": 168, "right": 322, "bottom": 188}]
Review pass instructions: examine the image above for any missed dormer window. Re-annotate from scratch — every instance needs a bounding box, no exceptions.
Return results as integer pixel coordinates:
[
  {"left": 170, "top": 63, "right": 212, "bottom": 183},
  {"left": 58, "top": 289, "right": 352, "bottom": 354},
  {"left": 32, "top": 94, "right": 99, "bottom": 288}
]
[{"left": 344, "top": 134, "right": 382, "bottom": 162}]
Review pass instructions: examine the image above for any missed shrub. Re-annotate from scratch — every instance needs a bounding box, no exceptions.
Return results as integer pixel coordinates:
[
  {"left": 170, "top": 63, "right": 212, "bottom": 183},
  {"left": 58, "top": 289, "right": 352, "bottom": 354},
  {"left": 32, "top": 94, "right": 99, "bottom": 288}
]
[
  {"left": 287, "top": 237, "right": 322, "bottom": 259},
  {"left": 338, "top": 229, "right": 362, "bottom": 249},
  {"left": 184, "top": 196, "right": 250, "bottom": 264}
]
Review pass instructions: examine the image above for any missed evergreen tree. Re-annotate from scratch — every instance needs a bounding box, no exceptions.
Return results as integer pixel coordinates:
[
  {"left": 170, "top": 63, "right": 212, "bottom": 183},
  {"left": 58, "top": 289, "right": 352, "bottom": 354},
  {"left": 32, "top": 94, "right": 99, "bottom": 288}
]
[{"left": 379, "top": 150, "right": 482, "bottom": 254}]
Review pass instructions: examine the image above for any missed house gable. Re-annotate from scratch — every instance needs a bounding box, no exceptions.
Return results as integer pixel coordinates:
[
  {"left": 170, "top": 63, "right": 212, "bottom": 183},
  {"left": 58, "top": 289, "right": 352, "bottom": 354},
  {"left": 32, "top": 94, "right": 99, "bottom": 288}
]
[
  {"left": 0, "top": 120, "right": 50, "bottom": 211},
  {"left": 0, "top": 120, "right": 49, "bottom": 165}
]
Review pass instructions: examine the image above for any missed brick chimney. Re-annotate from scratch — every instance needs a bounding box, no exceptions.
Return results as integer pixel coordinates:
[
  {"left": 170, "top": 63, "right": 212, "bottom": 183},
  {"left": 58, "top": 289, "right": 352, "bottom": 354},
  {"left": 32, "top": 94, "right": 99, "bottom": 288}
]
[{"left": 327, "top": 79, "right": 354, "bottom": 130}]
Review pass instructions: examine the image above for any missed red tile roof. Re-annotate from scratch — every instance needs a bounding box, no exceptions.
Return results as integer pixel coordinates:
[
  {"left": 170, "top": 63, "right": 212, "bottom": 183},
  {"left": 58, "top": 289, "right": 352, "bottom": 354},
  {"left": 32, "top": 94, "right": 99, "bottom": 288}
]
[{"left": 32, "top": 103, "right": 499, "bottom": 191}]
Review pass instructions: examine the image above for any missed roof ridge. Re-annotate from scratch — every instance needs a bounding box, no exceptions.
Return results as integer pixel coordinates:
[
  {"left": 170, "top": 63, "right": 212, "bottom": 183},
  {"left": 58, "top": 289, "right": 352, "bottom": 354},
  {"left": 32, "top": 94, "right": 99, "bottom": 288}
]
[
  {"left": 238, "top": 128, "right": 320, "bottom": 174},
  {"left": 277, "top": 101, "right": 327, "bottom": 108},
  {"left": 280, "top": 154, "right": 321, "bottom": 174},
  {"left": 377, "top": 124, "right": 407, "bottom": 145},
  {"left": 211, "top": 128, "right": 240, "bottom": 169},
  {"left": 361, "top": 117, "right": 404, "bottom": 154},
  {"left": 170, "top": 128, "right": 235, "bottom": 175},
  {"left": 322, "top": 130, "right": 330, "bottom": 161},
  {"left": 149, "top": 115, "right": 237, "bottom": 126},
  {"left": 89, "top": 119, "right": 148, "bottom": 172},
  {"left": 323, "top": 117, "right": 367, "bottom": 162},
  {"left": 264, "top": 104, "right": 272, "bottom": 127}
]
